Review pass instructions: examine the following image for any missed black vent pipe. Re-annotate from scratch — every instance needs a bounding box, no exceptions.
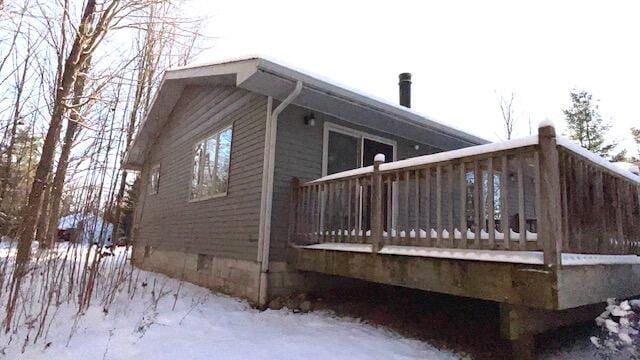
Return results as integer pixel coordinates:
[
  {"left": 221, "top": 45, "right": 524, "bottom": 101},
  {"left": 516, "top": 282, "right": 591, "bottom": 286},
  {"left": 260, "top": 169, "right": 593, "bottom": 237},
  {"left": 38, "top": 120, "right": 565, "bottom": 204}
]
[{"left": 398, "top": 72, "right": 412, "bottom": 108}]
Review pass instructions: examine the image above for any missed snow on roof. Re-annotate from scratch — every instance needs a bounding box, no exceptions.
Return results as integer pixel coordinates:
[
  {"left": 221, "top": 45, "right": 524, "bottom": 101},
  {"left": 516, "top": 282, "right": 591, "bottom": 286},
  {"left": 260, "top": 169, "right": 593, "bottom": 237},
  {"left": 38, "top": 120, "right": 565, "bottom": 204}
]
[
  {"left": 309, "top": 134, "right": 640, "bottom": 184},
  {"left": 58, "top": 213, "right": 113, "bottom": 244},
  {"left": 167, "top": 54, "right": 487, "bottom": 145},
  {"left": 167, "top": 54, "right": 261, "bottom": 72}
]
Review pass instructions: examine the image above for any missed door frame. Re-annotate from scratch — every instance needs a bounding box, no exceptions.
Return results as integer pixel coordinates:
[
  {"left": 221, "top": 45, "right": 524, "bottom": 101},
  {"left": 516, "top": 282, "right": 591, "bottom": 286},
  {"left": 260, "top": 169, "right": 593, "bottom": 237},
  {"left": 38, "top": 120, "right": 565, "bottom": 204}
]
[
  {"left": 321, "top": 122, "right": 399, "bottom": 235},
  {"left": 322, "top": 121, "right": 397, "bottom": 176}
]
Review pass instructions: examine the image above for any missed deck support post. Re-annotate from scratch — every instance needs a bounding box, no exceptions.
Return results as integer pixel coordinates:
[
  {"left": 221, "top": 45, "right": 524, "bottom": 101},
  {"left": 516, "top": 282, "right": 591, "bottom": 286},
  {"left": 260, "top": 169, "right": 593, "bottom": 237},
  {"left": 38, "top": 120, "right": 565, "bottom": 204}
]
[
  {"left": 537, "top": 125, "right": 563, "bottom": 269},
  {"left": 371, "top": 155, "right": 385, "bottom": 253},
  {"left": 500, "top": 303, "right": 536, "bottom": 360}
]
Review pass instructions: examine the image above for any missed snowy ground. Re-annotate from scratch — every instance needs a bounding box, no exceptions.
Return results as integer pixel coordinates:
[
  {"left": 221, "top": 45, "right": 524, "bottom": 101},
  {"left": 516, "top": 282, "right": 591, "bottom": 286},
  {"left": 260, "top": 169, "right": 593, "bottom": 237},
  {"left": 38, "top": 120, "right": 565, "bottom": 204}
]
[
  {"left": 0, "top": 241, "right": 604, "bottom": 359},
  {"left": 0, "top": 241, "right": 459, "bottom": 359},
  {"left": 7, "top": 269, "right": 459, "bottom": 360}
]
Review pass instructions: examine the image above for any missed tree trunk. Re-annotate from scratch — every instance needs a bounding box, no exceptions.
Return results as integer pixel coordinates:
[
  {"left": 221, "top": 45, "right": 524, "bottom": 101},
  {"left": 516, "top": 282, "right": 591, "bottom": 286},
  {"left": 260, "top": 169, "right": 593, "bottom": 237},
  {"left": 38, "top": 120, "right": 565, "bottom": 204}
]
[
  {"left": 45, "top": 59, "right": 91, "bottom": 249},
  {"left": 6, "top": 0, "right": 97, "bottom": 332},
  {"left": 35, "top": 173, "right": 52, "bottom": 248}
]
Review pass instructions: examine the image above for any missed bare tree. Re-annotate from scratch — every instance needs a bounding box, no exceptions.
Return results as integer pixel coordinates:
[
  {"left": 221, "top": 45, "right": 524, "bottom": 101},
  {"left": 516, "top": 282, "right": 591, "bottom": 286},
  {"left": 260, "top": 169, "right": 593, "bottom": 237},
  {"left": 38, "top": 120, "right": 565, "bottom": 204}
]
[
  {"left": 43, "top": 59, "right": 92, "bottom": 249},
  {"left": 498, "top": 91, "right": 517, "bottom": 140},
  {"left": 6, "top": 0, "right": 165, "bottom": 331}
]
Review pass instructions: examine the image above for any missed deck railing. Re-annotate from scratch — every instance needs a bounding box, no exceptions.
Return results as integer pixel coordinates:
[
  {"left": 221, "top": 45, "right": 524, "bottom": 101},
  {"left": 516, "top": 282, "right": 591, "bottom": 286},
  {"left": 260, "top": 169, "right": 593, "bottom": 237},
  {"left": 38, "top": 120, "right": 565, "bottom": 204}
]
[{"left": 289, "top": 125, "right": 640, "bottom": 267}]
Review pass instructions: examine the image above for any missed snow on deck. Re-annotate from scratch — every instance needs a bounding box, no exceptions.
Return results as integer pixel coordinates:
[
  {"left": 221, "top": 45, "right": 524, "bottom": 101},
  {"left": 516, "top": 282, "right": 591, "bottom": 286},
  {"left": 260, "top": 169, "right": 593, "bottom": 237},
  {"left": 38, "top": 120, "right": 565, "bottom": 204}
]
[{"left": 302, "top": 243, "right": 640, "bottom": 266}]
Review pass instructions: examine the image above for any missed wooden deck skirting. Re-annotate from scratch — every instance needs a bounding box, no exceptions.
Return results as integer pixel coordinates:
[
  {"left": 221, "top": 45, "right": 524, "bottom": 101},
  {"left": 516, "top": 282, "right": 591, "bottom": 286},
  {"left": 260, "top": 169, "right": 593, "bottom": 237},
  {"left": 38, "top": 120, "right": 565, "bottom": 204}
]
[{"left": 289, "top": 125, "right": 640, "bottom": 264}]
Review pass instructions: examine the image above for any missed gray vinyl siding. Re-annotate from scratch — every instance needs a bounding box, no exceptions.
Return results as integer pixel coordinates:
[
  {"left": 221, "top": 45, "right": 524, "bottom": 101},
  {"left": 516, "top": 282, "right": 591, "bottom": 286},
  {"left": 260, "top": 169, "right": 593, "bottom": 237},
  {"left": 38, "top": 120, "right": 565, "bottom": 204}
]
[
  {"left": 269, "top": 105, "right": 447, "bottom": 262},
  {"left": 136, "top": 85, "right": 267, "bottom": 261}
]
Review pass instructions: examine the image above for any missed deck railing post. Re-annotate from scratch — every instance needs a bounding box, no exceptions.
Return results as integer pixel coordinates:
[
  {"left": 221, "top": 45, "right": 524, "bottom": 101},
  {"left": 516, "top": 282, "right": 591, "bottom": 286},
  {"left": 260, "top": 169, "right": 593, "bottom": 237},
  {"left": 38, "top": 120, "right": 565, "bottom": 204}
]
[
  {"left": 371, "top": 154, "right": 385, "bottom": 253},
  {"left": 538, "top": 125, "right": 563, "bottom": 269},
  {"left": 287, "top": 177, "right": 301, "bottom": 246}
]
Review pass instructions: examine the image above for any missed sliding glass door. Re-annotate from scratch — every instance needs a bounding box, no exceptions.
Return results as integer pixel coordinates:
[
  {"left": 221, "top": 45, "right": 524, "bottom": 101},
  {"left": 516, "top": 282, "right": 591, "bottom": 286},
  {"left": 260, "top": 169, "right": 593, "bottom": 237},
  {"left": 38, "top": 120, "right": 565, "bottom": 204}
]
[
  {"left": 323, "top": 123, "right": 396, "bottom": 235},
  {"left": 324, "top": 125, "right": 395, "bottom": 176}
]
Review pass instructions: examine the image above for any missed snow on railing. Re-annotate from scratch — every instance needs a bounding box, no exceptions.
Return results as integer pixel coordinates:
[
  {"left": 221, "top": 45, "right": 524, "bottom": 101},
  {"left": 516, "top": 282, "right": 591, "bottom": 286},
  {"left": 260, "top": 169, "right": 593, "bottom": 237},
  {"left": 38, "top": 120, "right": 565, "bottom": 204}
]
[
  {"left": 308, "top": 135, "right": 539, "bottom": 184},
  {"left": 291, "top": 125, "right": 640, "bottom": 262}
]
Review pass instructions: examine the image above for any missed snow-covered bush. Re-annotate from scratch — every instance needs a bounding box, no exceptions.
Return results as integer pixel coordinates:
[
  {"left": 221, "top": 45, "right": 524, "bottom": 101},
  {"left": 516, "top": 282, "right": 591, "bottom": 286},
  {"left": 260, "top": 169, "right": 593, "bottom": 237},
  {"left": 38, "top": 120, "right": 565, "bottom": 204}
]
[{"left": 591, "top": 298, "right": 640, "bottom": 358}]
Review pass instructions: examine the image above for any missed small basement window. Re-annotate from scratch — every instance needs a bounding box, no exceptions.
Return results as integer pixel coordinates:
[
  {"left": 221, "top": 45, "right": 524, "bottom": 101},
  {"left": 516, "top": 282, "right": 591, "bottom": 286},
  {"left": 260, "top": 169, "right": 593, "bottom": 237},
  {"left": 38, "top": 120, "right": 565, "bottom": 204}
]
[
  {"left": 148, "top": 164, "right": 160, "bottom": 195},
  {"left": 190, "top": 125, "right": 233, "bottom": 200}
]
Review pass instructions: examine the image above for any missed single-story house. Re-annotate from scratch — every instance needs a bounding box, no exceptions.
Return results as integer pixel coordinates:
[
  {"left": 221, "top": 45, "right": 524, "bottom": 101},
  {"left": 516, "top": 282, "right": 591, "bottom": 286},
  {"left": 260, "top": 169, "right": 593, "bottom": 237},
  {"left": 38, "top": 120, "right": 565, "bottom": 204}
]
[
  {"left": 125, "top": 57, "right": 486, "bottom": 304},
  {"left": 126, "top": 57, "right": 640, "bottom": 358}
]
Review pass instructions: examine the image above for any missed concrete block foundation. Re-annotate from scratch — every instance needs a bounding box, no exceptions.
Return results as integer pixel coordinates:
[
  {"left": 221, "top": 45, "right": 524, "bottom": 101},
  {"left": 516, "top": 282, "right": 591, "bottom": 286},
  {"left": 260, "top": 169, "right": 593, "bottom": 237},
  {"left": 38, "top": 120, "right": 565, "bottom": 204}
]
[{"left": 133, "top": 246, "right": 261, "bottom": 304}]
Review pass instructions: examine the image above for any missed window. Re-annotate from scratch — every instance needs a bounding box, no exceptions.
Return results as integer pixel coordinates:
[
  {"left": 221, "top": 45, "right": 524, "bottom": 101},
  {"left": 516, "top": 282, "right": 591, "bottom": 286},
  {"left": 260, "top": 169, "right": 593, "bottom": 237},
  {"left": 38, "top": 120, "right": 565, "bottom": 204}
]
[
  {"left": 148, "top": 164, "right": 160, "bottom": 194},
  {"left": 323, "top": 123, "right": 396, "bottom": 176},
  {"left": 190, "top": 126, "right": 233, "bottom": 200}
]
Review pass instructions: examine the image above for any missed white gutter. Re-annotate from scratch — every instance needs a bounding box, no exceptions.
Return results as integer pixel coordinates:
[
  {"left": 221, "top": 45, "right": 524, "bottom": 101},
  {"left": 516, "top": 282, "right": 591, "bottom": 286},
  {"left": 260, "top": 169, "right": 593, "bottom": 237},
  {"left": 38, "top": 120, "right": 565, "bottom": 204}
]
[{"left": 257, "top": 81, "right": 303, "bottom": 307}]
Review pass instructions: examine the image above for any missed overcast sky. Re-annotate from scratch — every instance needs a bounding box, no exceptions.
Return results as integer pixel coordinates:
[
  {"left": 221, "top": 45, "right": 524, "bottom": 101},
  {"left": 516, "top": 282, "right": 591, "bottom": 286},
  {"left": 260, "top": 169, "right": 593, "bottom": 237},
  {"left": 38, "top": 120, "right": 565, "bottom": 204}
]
[{"left": 190, "top": 0, "right": 639, "bottom": 154}]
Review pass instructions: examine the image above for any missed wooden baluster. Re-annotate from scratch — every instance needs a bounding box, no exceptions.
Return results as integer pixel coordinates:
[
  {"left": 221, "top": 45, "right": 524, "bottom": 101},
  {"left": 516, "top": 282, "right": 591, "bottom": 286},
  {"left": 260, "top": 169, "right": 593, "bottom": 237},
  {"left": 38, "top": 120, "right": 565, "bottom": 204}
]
[
  {"left": 394, "top": 171, "right": 400, "bottom": 245},
  {"left": 354, "top": 177, "right": 361, "bottom": 244},
  {"left": 615, "top": 177, "right": 624, "bottom": 254},
  {"left": 306, "top": 186, "right": 313, "bottom": 242},
  {"left": 346, "top": 179, "right": 352, "bottom": 243},
  {"left": 576, "top": 159, "right": 584, "bottom": 252},
  {"left": 311, "top": 185, "right": 317, "bottom": 243},
  {"left": 459, "top": 162, "right": 468, "bottom": 249},
  {"left": 425, "top": 168, "right": 431, "bottom": 247},
  {"left": 322, "top": 183, "right": 328, "bottom": 242},
  {"left": 587, "top": 163, "right": 596, "bottom": 252},
  {"left": 301, "top": 186, "right": 308, "bottom": 242},
  {"left": 317, "top": 184, "right": 323, "bottom": 243},
  {"left": 517, "top": 156, "right": 526, "bottom": 250},
  {"left": 593, "top": 168, "right": 604, "bottom": 253},
  {"left": 327, "top": 182, "right": 334, "bottom": 242},
  {"left": 533, "top": 151, "right": 543, "bottom": 251},
  {"left": 362, "top": 178, "right": 369, "bottom": 244},
  {"left": 487, "top": 157, "right": 495, "bottom": 249},
  {"left": 436, "top": 165, "right": 443, "bottom": 247},
  {"left": 623, "top": 183, "right": 632, "bottom": 254},
  {"left": 473, "top": 161, "right": 481, "bottom": 249},
  {"left": 567, "top": 155, "right": 576, "bottom": 252},
  {"left": 337, "top": 182, "right": 342, "bottom": 242},
  {"left": 404, "top": 170, "right": 410, "bottom": 245},
  {"left": 500, "top": 155, "right": 510, "bottom": 249},
  {"left": 560, "top": 152, "right": 570, "bottom": 252},
  {"left": 311, "top": 185, "right": 316, "bottom": 243},
  {"left": 448, "top": 164, "right": 455, "bottom": 248},
  {"left": 386, "top": 177, "right": 392, "bottom": 244},
  {"left": 414, "top": 170, "right": 420, "bottom": 246}
]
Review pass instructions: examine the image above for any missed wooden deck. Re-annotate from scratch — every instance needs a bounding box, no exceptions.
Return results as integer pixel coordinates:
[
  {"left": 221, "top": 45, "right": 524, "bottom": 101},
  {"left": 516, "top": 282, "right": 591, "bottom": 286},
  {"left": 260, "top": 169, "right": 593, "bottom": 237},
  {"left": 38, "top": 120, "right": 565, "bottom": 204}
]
[{"left": 287, "top": 125, "right": 640, "bottom": 356}]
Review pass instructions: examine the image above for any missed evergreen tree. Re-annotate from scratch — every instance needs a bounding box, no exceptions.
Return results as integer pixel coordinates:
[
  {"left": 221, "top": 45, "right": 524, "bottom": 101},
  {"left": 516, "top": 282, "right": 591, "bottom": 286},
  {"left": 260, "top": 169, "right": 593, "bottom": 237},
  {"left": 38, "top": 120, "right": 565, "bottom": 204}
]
[
  {"left": 119, "top": 178, "right": 139, "bottom": 245},
  {"left": 631, "top": 127, "right": 640, "bottom": 159},
  {"left": 563, "top": 90, "right": 617, "bottom": 158}
]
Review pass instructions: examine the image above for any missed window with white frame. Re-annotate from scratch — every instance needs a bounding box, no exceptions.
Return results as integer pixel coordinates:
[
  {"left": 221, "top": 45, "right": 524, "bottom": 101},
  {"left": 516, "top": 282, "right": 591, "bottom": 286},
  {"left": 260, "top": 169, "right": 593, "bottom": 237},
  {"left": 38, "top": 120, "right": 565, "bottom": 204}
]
[
  {"left": 148, "top": 164, "right": 160, "bottom": 195},
  {"left": 190, "top": 126, "right": 233, "bottom": 200}
]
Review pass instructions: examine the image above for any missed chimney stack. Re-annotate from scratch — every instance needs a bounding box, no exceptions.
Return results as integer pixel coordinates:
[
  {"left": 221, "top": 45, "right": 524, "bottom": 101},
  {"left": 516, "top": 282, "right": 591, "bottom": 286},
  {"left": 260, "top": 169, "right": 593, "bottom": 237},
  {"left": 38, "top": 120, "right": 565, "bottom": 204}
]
[{"left": 398, "top": 73, "right": 412, "bottom": 108}]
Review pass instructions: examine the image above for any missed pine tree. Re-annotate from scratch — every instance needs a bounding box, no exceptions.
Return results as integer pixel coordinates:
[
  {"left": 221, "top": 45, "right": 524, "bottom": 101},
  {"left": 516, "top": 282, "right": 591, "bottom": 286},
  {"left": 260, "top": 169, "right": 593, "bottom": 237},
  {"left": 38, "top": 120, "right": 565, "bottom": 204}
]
[
  {"left": 631, "top": 127, "right": 640, "bottom": 159},
  {"left": 563, "top": 90, "right": 617, "bottom": 158}
]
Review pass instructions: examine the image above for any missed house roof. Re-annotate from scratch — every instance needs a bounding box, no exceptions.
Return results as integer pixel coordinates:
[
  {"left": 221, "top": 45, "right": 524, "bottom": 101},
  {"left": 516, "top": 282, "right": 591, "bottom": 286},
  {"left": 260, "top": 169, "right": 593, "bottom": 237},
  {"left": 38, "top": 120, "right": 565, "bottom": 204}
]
[{"left": 125, "top": 56, "right": 489, "bottom": 169}]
